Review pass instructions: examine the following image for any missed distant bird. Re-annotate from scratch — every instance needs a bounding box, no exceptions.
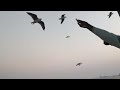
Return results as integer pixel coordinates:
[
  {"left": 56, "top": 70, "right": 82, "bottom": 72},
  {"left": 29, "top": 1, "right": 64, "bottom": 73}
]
[
  {"left": 76, "top": 63, "right": 82, "bottom": 66},
  {"left": 26, "top": 12, "right": 45, "bottom": 30},
  {"left": 117, "top": 11, "right": 120, "bottom": 17},
  {"left": 66, "top": 36, "right": 70, "bottom": 38},
  {"left": 108, "top": 12, "right": 113, "bottom": 18},
  {"left": 59, "top": 14, "right": 66, "bottom": 24}
]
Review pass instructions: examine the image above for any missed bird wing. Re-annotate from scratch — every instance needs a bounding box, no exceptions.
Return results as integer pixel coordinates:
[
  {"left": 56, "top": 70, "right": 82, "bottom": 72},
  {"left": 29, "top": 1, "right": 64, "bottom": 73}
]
[
  {"left": 61, "top": 19, "right": 64, "bottom": 24},
  {"left": 108, "top": 14, "right": 111, "bottom": 18},
  {"left": 27, "top": 12, "right": 38, "bottom": 20},
  {"left": 38, "top": 21, "right": 45, "bottom": 30}
]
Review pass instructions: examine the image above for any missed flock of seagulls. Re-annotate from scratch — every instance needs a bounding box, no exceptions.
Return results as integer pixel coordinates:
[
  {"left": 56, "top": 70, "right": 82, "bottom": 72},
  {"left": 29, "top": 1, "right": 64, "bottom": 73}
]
[
  {"left": 27, "top": 12, "right": 67, "bottom": 30},
  {"left": 26, "top": 11, "right": 120, "bottom": 67},
  {"left": 27, "top": 11, "right": 120, "bottom": 31},
  {"left": 27, "top": 12, "right": 81, "bottom": 66}
]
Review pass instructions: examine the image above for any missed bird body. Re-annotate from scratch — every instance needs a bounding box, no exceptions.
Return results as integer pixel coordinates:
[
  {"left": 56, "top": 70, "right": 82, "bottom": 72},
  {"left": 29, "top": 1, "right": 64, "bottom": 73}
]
[
  {"left": 108, "top": 12, "right": 113, "bottom": 18},
  {"left": 31, "top": 18, "right": 41, "bottom": 24},
  {"left": 66, "top": 36, "right": 70, "bottom": 38},
  {"left": 27, "top": 12, "right": 45, "bottom": 30},
  {"left": 59, "top": 14, "right": 66, "bottom": 24},
  {"left": 76, "top": 63, "right": 82, "bottom": 66}
]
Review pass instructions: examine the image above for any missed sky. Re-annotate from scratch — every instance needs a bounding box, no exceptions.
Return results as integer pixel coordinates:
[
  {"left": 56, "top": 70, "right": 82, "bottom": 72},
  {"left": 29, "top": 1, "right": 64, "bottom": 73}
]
[{"left": 0, "top": 11, "right": 120, "bottom": 79}]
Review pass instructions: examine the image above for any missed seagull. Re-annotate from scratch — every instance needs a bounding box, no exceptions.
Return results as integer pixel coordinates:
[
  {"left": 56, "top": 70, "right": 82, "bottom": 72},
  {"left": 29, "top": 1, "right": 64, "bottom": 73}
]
[
  {"left": 108, "top": 12, "right": 113, "bottom": 18},
  {"left": 26, "top": 12, "right": 45, "bottom": 30},
  {"left": 76, "top": 63, "right": 82, "bottom": 66},
  {"left": 117, "top": 11, "right": 120, "bottom": 17},
  {"left": 66, "top": 36, "right": 70, "bottom": 38},
  {"left": 59, "top": 14, "right": 66, "bottom": 24}
]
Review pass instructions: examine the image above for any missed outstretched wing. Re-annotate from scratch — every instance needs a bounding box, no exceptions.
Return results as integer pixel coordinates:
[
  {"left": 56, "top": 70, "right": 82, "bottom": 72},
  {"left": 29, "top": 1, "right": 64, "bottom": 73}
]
[
  {"left": 38, "top": 21, "right": 45, "bottom": 30},
  {"left": 27, "top": 12, "right": 38, "bottom": 20},
  {"left": 61, "top": 19, "right": 64, "bottom": 24}
]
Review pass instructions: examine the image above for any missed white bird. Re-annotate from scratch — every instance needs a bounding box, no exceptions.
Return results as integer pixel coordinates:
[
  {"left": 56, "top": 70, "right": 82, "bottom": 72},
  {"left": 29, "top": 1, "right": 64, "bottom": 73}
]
[
  {"left": 76, "top": 63, "right": 82, "bottom": 66},
  {"left": 26, "top": 12, "right": 45, "bottom": 30},
  {"left": 108, "top": 12, "right": 113, "bottom": 18},
  {"left": 59, "top": 14, "right": 66, "bottom": 24}
]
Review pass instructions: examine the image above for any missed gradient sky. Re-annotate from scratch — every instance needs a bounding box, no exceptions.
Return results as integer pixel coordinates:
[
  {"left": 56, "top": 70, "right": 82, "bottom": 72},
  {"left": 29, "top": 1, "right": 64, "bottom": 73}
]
[{"left": 0, "top": 11, "right": 120, "bottom": 79}]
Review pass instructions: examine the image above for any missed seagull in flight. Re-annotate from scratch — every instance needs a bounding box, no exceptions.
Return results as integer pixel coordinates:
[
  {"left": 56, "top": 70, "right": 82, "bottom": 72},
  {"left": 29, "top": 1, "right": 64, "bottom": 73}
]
[
  {"left": 117, "top": 11, "right": 120, "bottom": 17},
  {"left": 26, "top": 12, "right": 45, "bottom": 30},
  {"left": 108, "top": 12, "right": 113, "bottom": 18},
  {"left": 59, "top": 14, "right": 66, "bottom": 24},
  {"left": 76, "top": 63, "right": 82, "bottom": 66},
  {"left": 66, "top": 36, "right": 70, "bottom": 38}
]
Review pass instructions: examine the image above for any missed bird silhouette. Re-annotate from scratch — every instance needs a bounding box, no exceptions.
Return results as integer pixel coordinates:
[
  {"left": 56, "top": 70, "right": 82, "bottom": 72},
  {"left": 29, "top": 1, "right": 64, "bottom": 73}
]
[
  {"left": 66, "top": 36, "right": 70, "bottom": 38},
  {"left": 117, "top": 11, "right": 120, "bottom": 17},
  {"left": 108, "top": 12, "right": 113, "bottom": 18},
  {"left": 59, "top": 14, "right": 66, "bottom": 24},
  {"left": 76, "top": 63, "right": 82, "bottom": 66},
  {"left": 26, "top": 12, "right": 45, "bottom": 30}
]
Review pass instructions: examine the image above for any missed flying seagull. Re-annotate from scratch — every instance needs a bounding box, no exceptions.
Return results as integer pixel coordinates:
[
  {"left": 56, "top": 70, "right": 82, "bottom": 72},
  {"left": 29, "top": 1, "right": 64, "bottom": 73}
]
[
  {"left": 59, "top": 14, "right": 66, "bottom": 24},
  {"left": 108, "top": 12, "right": 113, "bottom": 18},
  {"left": 117, "top": 11, "right": 120, "bottom": 17},
  {"left": 26, "top": 12, "right": 45, "bottom": 30},
  {"left": 76, "top": 63, "right": 82, "bottom": 66},
  {"left": 66, "top": 36, "right": 70, "bottom": 38}
]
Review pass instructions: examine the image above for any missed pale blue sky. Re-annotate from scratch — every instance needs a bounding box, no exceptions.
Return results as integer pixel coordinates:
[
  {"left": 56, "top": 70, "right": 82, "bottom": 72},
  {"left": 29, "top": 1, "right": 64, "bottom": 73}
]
[{"left": 0, "top": 11, "right": 120, "bottom": 79}]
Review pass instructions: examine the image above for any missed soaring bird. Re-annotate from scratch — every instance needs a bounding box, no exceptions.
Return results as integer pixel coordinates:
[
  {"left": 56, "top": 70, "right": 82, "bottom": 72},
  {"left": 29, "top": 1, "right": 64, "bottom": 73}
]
[
  {"left": 108, "top": 12, "right": 113, "bottom": 18},
  {"left": 66, "top": 36, "right": 70, "bottom": 38},
  {"left": 59, "top": 14, "right": 66, "bottom": 24},
  {"left": 117, "top": 11, "right": 120, "bottom": 17},
  {"left": 76, "top": 63, "right": 82, "bottom": 66},
  {"left": 26, "top": 12, "right": 45, "bottom": 30}
]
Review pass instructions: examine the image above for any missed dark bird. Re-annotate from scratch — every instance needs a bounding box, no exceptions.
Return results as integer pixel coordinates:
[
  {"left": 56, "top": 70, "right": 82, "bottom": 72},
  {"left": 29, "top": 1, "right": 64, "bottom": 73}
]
[
  {"left": 117, "top": 11, "right": 120, "bottom": 17},
  {"left": 76, "top": 63, "right": 82, "bottom": 66},
  {"left": 59, "top": 14, "right": 66, "bottom": 24},
  {"left": 66, "top": 36, "right": 70, "bottom": 38},
  {"left": 108, "top": 12, "right": 113, "bottom": 18},
  {"left": 26, "top": 12, "right": 45, "bottom": 30}
]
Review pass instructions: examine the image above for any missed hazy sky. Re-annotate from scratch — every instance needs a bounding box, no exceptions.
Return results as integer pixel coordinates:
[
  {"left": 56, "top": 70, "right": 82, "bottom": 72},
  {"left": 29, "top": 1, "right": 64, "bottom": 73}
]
[{"left": 0, "top": 11, "right": 120, "bottom": 79}]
